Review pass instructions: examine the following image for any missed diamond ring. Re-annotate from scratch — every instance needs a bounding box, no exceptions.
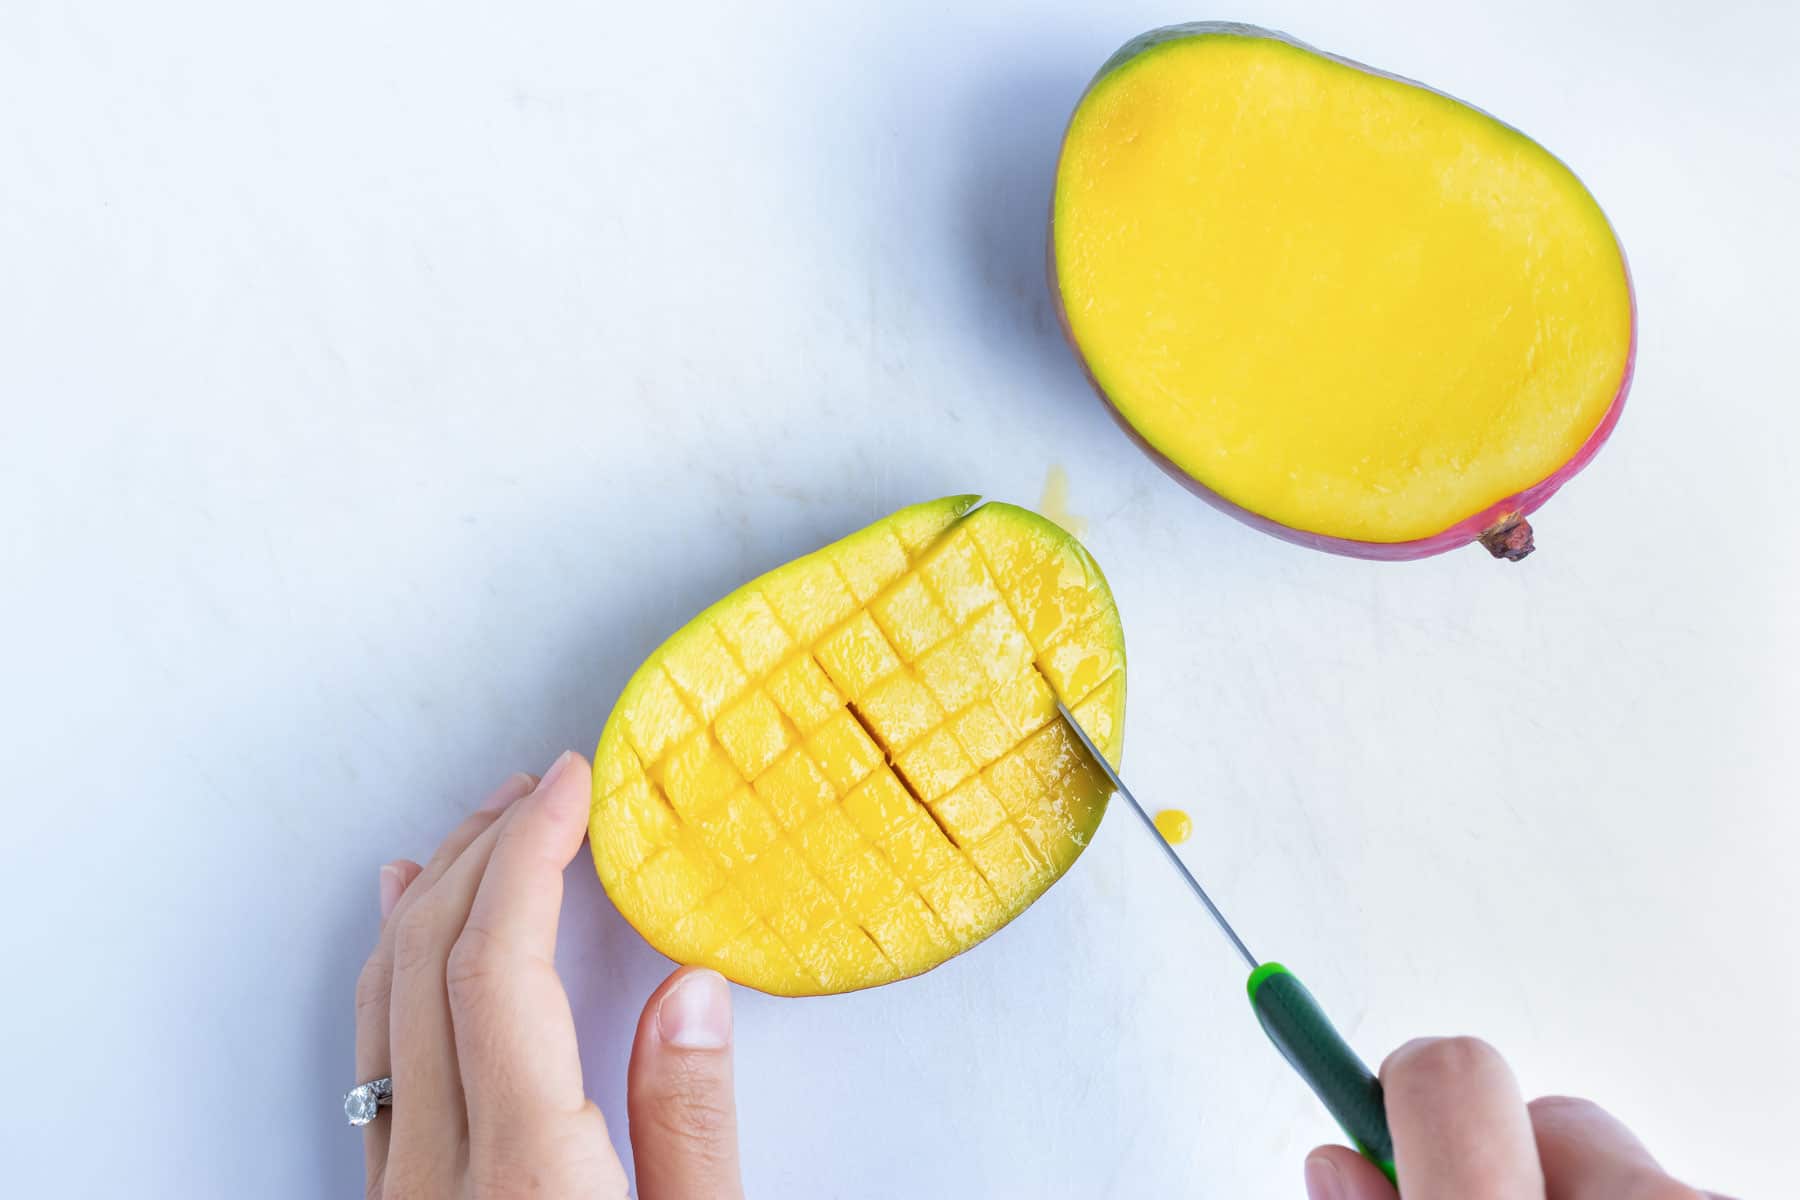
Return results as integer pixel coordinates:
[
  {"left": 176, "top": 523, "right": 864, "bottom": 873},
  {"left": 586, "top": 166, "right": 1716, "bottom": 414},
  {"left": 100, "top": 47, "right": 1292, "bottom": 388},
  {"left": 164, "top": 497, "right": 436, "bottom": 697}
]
[{"left": 344, "top": 1076, "right": 393, "bottom": 1127}]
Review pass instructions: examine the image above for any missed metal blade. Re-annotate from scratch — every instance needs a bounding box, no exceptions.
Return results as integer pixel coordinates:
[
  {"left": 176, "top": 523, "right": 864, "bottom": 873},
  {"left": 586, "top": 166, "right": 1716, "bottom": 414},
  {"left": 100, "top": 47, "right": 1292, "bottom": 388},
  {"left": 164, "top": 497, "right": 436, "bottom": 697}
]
[{"left": 1056, "top": 701, "right": 1259, "bottom": 970}]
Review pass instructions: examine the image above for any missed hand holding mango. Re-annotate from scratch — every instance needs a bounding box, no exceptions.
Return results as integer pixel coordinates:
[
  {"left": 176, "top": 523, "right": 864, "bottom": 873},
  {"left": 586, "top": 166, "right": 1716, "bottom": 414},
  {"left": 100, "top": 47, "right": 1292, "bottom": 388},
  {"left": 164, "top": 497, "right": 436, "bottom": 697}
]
[{"left": 355, "top": 757, "right": 745, "bottom": 1200}]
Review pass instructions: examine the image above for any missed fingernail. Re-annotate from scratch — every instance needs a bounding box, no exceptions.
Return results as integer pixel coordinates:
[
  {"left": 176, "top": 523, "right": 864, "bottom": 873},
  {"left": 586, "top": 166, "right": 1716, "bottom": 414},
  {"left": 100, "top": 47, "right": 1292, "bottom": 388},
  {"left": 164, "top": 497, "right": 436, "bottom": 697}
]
[
  {"left": 1304, "top": 1154, "right": 1343, "bottom": 1200},
  {"left": 479, "top": 771, "right": 537, "bottom": 812},
  {"left": 536, "top": 750, "right": 576, "bottom": 794},
  {"left": 657, "top": 969, "right": 732, "bottom": 1050},
  {"left": 378, "top": 863, "right": 405, "bottom": 920}
]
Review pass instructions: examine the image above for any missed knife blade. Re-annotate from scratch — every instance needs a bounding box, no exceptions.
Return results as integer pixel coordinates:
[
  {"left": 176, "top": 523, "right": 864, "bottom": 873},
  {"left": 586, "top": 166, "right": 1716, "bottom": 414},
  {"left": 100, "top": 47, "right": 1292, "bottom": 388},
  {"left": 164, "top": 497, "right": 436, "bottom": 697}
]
[{"left": 1056, "top": 701, "right": 1399, "bottom": 1185}]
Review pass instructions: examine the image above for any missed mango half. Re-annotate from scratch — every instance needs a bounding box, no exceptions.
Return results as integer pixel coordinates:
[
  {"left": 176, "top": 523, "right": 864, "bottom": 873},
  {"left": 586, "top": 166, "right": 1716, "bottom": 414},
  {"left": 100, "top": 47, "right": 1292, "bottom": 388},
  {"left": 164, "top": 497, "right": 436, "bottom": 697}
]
[
  {"left": 590, "top": 497, "right": 1125, "bottom": 996},
  {"left": 1051, "top": 24, "right": 1635, "bottom": 560}
]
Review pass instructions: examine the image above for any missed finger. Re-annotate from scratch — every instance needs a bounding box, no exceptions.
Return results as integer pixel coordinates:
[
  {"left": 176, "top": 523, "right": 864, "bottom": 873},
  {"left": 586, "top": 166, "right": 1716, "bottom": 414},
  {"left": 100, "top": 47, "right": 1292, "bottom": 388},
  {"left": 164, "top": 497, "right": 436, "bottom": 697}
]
[
  {"left": 451, "top": 751, "right": 594, "bottom": 1131},
  {"left": 380, "top": 860, "right": 424, "bottom": 921},
  {"left": 354, "top": 775, "right": 534, "bottom": 1195},
  {"left": 358, "top": 774, "right": 535, "bottom": 1081},
  {"left": 390, "top": 773, "right": 540, "bottom": 932},
  {"left": 1305, "top": 1145, "right": 1398, "bottom": 1200},
  {"left": 382, "top": 773, "right": 537, "bottom": 1188},
  {"left": 628, "top": 967, "right": 744, "bottom": 1200},
  {"left": 1381, "top": 1037, "right": 1545, "bottom": 1200},
  {"left": 1529, "top": 1096, "right": 1710, "bottom": 1200},
  {"left": 355, "top": 858, "right": 419, "bottom": 1195}
]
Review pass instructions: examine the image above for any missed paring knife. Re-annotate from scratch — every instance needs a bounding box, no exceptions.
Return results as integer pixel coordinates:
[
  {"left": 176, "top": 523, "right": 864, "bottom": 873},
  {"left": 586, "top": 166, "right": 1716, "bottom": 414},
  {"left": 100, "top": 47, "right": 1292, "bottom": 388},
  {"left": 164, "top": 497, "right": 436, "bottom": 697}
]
[{"left": 1057, "top": 702, "right": 1397, "bottom": 1185}]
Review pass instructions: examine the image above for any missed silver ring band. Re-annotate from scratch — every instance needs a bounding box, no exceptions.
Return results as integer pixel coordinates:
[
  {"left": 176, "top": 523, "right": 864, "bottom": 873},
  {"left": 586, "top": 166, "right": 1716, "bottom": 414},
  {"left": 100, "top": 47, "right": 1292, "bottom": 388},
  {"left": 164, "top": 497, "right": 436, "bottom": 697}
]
[{"left": 344, "top": 1076, "right": 393, "bottom": 1127}]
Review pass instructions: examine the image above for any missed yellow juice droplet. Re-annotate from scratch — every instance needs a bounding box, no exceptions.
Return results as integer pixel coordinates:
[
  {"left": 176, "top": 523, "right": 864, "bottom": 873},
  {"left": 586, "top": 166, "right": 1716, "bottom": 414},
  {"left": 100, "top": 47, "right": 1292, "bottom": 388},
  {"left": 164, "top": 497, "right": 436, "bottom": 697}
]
[
  {"left": 1038, "top": 465, "right": 1088, "bottom": 538},
  {"left": 1154, "top": 808, "right": 1192, "bottom": 845}
]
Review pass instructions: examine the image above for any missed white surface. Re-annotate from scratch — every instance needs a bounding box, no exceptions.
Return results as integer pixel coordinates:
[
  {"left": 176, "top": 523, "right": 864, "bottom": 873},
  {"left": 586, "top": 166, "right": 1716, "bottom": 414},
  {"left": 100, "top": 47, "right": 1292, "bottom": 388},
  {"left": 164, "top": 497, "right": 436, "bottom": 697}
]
[{"left": 2, "top": 1, "right": 1796, "bottom": 1195}]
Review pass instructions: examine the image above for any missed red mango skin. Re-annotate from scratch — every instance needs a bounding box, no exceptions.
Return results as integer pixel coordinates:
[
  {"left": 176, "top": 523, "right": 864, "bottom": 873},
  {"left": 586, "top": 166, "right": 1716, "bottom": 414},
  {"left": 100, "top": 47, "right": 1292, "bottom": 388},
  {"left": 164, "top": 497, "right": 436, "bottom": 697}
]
[{"left": 1048, "top": 24, "right": 1637, "bottom": 562}]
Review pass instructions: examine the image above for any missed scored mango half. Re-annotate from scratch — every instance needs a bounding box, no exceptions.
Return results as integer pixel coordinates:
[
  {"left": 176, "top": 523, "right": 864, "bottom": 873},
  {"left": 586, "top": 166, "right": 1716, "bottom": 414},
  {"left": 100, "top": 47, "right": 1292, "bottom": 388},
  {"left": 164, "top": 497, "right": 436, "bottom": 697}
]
[{"left": 590, "top": 496, "right": 1125, "bottom": 995}]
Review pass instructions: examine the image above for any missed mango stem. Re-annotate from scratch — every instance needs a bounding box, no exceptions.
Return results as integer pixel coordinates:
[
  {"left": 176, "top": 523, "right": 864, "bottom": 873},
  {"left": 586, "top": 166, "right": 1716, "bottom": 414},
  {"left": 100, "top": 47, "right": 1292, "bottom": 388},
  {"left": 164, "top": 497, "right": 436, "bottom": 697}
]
[{"left": 1478, "top": 514, "right": 1536, "bottom": 561}]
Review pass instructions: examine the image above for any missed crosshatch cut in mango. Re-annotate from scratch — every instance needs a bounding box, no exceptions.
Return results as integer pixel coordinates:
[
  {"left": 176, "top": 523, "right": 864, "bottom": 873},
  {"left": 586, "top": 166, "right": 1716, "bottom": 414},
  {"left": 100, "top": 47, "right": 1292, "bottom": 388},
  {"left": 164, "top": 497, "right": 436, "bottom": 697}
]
[{"left": 590, "top": 496, "right": 1126, "bottom": 996}]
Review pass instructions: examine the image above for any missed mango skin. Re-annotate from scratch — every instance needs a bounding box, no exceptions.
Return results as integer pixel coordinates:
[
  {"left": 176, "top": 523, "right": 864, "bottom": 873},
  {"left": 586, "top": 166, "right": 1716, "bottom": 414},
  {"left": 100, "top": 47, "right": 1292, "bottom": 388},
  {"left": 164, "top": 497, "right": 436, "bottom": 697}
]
[
  {"left": 1049, "top": 23, "right": 1636, "bottom": 561},
  {"left": 590, "top": 497, "right": 1126, "bottom": 996}
]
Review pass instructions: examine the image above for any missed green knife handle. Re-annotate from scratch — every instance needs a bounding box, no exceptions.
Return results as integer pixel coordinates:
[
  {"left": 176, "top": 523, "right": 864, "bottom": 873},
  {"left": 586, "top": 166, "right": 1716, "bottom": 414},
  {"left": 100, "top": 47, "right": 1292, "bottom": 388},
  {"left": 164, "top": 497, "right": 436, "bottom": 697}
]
[{"left": 1248, "top": 962, "right": 1397, "bottom": 1185}]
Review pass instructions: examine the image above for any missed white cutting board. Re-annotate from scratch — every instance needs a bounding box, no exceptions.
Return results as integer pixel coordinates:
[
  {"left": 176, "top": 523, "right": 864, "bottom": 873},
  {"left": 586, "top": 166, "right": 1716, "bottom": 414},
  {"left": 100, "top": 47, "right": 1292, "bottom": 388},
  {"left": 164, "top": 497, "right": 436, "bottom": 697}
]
[{"left": 1, "top": 1, "right": 1794, "bottom": 1195}]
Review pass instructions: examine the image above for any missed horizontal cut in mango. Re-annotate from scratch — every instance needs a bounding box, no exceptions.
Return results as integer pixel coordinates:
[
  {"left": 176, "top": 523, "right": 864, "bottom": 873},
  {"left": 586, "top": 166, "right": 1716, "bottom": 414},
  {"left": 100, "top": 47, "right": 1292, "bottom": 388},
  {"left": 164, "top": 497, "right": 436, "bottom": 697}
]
[
  {"left": 1054, "top": 30, "right": 1633, "bottom": 543},
  {"left": 591, "top": 496, "right": 1126, "bottom": 996}
]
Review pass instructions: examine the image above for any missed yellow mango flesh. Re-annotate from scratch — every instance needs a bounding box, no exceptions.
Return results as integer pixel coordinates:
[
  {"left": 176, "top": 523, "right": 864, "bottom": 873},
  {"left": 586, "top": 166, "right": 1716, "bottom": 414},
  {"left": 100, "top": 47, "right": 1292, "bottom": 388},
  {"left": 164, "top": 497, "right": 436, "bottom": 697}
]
[
  {"left": 1054, "top": 32, "right": 1633, "bottom": 542},
  {"left": 591, "top": 497, "right": 1126, "bottom": 996}
]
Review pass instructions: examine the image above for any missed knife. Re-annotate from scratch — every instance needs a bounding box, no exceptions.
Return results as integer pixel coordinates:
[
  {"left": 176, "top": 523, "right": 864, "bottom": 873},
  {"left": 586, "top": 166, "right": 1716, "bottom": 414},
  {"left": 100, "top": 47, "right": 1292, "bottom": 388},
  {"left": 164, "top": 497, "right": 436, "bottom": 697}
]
[{"left": 1057, "top": 701, "right": 1398, "bottom": 1184}]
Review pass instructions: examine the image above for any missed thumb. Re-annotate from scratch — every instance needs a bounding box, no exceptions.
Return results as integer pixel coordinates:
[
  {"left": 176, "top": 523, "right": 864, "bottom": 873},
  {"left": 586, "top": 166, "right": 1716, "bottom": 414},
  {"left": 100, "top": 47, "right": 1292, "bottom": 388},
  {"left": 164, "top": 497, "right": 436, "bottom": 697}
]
[
  {"left": 1305, "top": 1146, "right": 1398, "bottom": 1200},
  {"left": 627, "top": 966, "right": 745, "bottom": 1200}
]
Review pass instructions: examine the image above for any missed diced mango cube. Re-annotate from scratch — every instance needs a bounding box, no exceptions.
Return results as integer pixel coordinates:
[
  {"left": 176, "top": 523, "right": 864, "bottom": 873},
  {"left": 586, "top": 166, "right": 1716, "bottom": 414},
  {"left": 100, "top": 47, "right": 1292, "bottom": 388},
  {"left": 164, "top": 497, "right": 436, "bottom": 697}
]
[
  {"left": 752, "top": 748, "right": 837, "bottom": 829},
  {"left": 894, "top": 727, "right": 974, "bottom": 803},
  {"left": 931, "top": 776, "right": 1007, "bottom": 844},
  {"left": 595, "top": 736, "right": 648, "bottom": 795},
  {"left": 690, "top": 785, "right": 781, "bottom": 869},
  {"left": 824, "top": 847, "right": 908, "bottom": 919},
  {"left": 760, "top": 559, "right": 858, "bottom": 643},
  {"left": 918, "top": 859, "right": 1000, "bottom": 940},
  {"left": 796, "top": 806, "right": 863, "bottom": 875},
  {"left": 670, "top": 886, "right": 759, "bottom": 957},
  {"left": 628, "top": 785, "right": 682, "bottom": 848},
  {"left": 714, "top": 689, "right": 794, "bottom": 779},
  {"left": 879, "top": 805, "right": 960, "bottom": 884},
  {"left": 632, "top": 845, "right": 724, "bottom": 915},
  {"left": 966, "top": 505, "right": 1087, "bottom": 618},
  {"left": 764, "top": 654, "right": 842, "bottom": 734},
  {"left": 870, "top": 573, "right": 955, "bottom": 661},
  {"left": 836, "top": 531, "right": 910, "bottom": 603},
  {"left": 968, "top": 822, "right": 1050, "bottom": 897},
  {"left": 1019, "top": 719, "right": 1084, "bottom": 787},
  {"left": 619, "top": 668, "right": 701, "bottom": 766},
  {"left": 983, "top": 750, "right": 1044, "bottom": 816},
  {"left": 736, "top": 841, "right": 811, "bottom": 917},
  {"left": 857, "top": 671, "right": 944, "bottom": 752},
  {"left": 595, "top": 778, "right": 674, "bottom": 875},
  {"left": 814, "top": 610, "right": 902, "bottom": 698},
  {"left": 1040, "top": 614, "right": 1125, "bottom": 705},
  {"left": 842, "top": 771, "right": 915, "bottom": 842},
  {"left": 715, "top": 591, "right": 796, "bottom": 676},
  {"left": 914, "top": 632, "right": 989, "bottom": 713},
  {"left": 963, "top": 604, "right": 1034, "bottom": 685},
  {"left": 920, "top": 532, "right": 1004, "bottom": 622},
  {"left": 794, "top": 919, "right": 895, "bottom": 991},
  {"left": 662, "top": 625, "right": 750, "bottom": 721},
  {"left": 863, "top": 893, "right": 951, "bottom": 971},
  {"left": 981, "top": 529, "right": 1094, "bottom": 652},
  {"left": 1068, "top": 670, "right": 1124, "bottom": 760},
  {"left": 714, "top": 923, "right": 811, "bottom": 993},
  {"left": 767, "top": 872, "right": 842, "bottom": 942},
  {"left": 805, "top": 709, "right": 884, "bottom": 792},
  {"left": 948, "top": 700, "right": 1013, "bottom": 768},
  {"left": 1015, "top": 785, "right": 1104, "bottom": 860},
  {"left": 655, "top": 732, "right": 743, "bottom": 822},
  {"left": 990, "top": 667, "right": 1056, "bottom": 738}
]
